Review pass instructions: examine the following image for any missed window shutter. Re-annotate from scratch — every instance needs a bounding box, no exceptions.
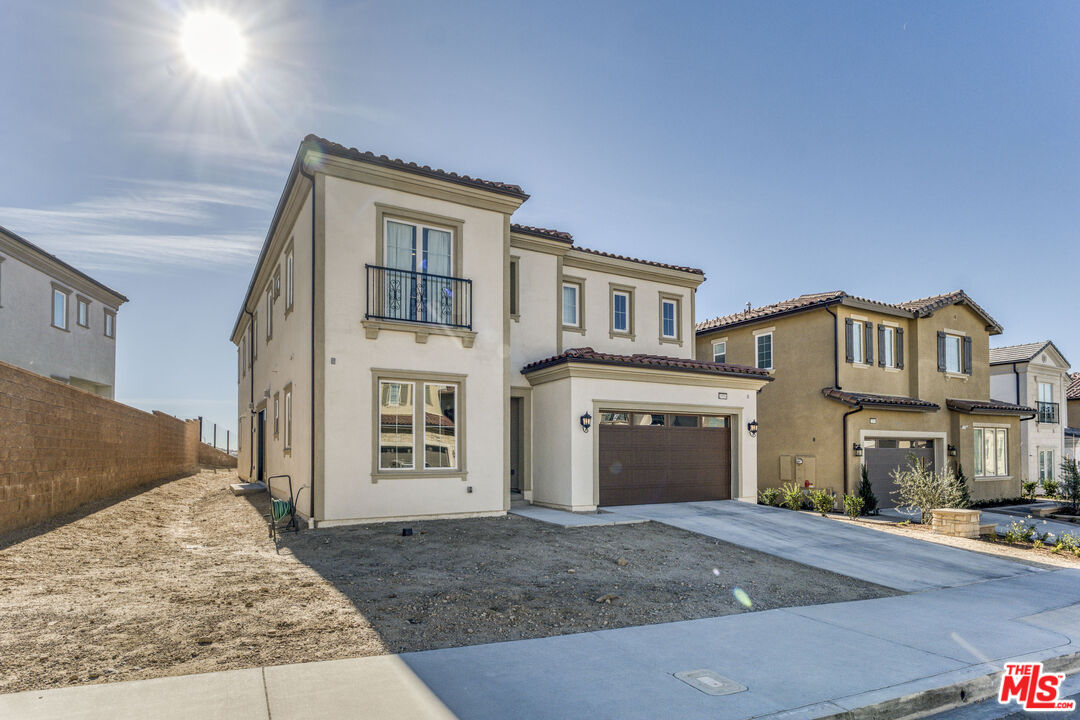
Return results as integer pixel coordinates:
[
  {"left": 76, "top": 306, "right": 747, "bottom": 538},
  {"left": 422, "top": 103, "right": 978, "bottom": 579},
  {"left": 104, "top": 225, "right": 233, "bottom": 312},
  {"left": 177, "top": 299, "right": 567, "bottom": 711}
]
[
  {"left": 896, "top": 327, "right": 904, "bottom": 369},
  {"left": 937, "top": 331, "right": 946, "bottom": 372},
  {"left": 845, "top": 318, "right": 854, "bottom": 363},
  {"left": 963, "top": 336, "right": 973, "bottom": 375},
  {"left": 877, "top": 325, "right": 886, "bottom": 367},
  {"left": 864, "top": 323, "right": 874, "bottom": 365}
]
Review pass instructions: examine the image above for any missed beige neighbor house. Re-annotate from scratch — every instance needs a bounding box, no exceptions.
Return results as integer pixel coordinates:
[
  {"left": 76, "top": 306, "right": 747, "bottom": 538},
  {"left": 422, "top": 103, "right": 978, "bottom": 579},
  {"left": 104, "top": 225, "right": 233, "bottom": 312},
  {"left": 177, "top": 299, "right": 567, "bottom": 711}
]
[
  {"left": 231, "top": 135, "right": 771, "bottom": 526},
  {"left": 0, "top": 224, "right": 126, "bottom": 398},
  {"left": 695, "top": 290, "right": 1035, "bottom": 508},
  {"left": 1066, "top": 373, "right": 1080, "bottom": 461},
  {"left": 989, "top": 341, "right": 1070, "bottom": 487}
]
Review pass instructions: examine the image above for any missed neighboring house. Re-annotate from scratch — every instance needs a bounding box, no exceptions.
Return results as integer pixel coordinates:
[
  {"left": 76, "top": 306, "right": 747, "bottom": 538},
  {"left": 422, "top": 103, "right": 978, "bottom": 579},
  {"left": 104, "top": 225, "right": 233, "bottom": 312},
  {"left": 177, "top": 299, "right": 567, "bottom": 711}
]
[
  {"left": 0, "top": 224, "right": 126, "bottom": 398},
  {"left": 695, "top": 290, "right": 1034, "bottom": 508},
  {"left": 231, "top": 135, "right": 771, "bottom": 526},
  {"left": 989, "top": 341, "right": 1070, "bottom": 487},
  {"left": 1068, "top": 372, "right": 1080, "bottom": 427},
  {"left": 1065, "top": 428, "right": 1080, "bottom": 464}
]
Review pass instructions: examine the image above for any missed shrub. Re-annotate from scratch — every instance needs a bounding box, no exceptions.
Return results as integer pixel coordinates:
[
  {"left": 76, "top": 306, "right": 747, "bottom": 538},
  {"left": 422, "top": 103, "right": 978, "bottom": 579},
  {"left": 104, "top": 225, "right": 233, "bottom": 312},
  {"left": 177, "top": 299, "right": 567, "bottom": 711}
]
[
  {"left": 1041, "top": 478, "right": 1059, "bottom": 499},
  {"left": 843, "top": 494, "right": 864, "bottom": 520},
  {"left": 758, "top": 487, "right": 781, "bottom": 507},
  {"left": 890, "top": 456, "right": 967, "bottom": 524},
  {"left": 780, "top": 482, "right": 804, "bottom": 511},
  {"left": 809, "top": 489, "right": 834, "bottom": 516},
  {"left": 955, "top": 464, "right": 972, "bottom": 509},
  {"left": 1003, "top": 519, "right": 1035, "bottom": 544},
  {"left": 1060, "top": 458, "right": 1080, "bottom": 513},
  {"left": 857, "top": 463, "right": 878, "bottom": 515},
  {"left": 1022, "top": 480, "right": 1039, "bottom": 500}
]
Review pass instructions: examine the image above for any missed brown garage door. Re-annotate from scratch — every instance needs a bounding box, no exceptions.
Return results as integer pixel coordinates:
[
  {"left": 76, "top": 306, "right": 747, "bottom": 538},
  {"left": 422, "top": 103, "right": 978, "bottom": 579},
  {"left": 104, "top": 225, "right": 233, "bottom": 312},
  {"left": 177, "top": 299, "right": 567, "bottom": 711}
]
[
  {"left": 599, "top": 417, "right": 731, "bottom": 506},
  {"left": 864, "top": 439, "right": 935, "bottom": 509}
]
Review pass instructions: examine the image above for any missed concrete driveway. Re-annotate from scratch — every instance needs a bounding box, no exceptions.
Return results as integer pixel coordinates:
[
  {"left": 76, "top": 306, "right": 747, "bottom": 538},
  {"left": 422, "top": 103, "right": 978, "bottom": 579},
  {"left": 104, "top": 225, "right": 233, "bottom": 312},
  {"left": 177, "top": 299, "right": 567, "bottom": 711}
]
[{"left": 610, "top": 500, "right": 1043, "bottom": 591}]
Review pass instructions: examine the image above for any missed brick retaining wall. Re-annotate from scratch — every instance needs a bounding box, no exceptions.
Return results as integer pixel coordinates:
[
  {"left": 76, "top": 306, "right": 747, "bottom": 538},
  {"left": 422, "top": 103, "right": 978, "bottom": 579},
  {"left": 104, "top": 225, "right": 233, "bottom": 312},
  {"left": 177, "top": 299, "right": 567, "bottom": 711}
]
[
  {"left": 0, "top": 360, "right": 201, "bottom": 534},
  {"left": 198, "top": 442, "right": 238, "bottom": 469}
]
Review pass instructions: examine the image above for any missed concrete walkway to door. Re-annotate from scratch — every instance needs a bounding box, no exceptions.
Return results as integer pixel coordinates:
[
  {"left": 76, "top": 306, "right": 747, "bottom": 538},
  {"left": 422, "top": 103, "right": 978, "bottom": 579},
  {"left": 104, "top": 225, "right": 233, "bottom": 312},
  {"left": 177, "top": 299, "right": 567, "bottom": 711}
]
[{"left": 611, "top": 501, "right": 1044, "bottom": 591}]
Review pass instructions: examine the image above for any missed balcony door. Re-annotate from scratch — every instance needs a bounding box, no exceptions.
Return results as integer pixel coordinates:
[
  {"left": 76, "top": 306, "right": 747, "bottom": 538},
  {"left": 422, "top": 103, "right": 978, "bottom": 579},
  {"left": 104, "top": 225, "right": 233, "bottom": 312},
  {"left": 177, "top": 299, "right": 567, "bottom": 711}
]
[{"left": 386, "top": 220, "right": 453, "bottom": 324}]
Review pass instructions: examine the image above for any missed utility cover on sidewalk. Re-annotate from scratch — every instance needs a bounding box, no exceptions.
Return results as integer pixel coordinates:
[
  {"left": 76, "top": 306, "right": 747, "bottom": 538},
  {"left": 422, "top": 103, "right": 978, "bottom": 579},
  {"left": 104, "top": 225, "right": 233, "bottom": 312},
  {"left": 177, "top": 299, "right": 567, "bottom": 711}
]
[{"left": 674, "top": 669, "right": 747, "bottom": 696}]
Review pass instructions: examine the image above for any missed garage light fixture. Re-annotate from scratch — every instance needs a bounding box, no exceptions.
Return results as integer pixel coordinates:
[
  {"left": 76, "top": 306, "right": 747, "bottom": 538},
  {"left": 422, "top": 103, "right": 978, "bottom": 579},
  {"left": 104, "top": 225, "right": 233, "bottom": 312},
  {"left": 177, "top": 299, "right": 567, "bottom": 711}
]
[
  {"left": 852, "top": 443, "right": 863, "bottom": 457},
  {"left": 948, "top": 444, "right": 958, "bottom": 457},
  {"left": 747, "top": 419, "right": 758, "bottom": 437},
  {"left": 580, "top": 412, "right": 592, "bottom": 433}
]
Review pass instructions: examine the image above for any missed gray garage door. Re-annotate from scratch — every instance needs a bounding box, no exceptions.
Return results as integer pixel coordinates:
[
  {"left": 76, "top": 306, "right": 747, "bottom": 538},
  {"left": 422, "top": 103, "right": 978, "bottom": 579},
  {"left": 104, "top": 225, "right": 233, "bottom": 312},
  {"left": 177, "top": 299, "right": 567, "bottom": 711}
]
[{"left": 864, "top": 439, "right": 935, "bottom": 509}]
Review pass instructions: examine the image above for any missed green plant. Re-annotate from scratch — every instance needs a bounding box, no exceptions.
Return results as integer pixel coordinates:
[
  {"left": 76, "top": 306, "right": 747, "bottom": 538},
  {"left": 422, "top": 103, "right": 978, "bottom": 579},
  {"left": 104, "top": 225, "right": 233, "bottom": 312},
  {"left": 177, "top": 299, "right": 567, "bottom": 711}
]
[
  {"left": 1003, "top": 519, "right": 1035, "bottom": 544},
  {"left": 1022, "top": 480, "right": 1039, "bottom": 500},
  {"left": 955, "top": 464, "right": 972, "bottom": 509},
  {"left": 758, "top": 487, "right": 781, "bottom": 507},
  {"left": 809, "top": 489, "right": 834, "bottom": 516},
  {"left": 843, "top": 494, "right": 865, "bottom": 520},
  {"left": 890, "top": 456, "right": 968, "bottom": 523},
  {"left": 1060, "top": 458, "right": 1080, "bottom": 513},
  {"left": 857, "top": 463, "right": 878, "bottom": 515},
  {"left": 1041, "top": 478, "right": 1059, "bottom": 499},
  {"left": 780, "top": 482, "right": 804, "bottom": 511}
]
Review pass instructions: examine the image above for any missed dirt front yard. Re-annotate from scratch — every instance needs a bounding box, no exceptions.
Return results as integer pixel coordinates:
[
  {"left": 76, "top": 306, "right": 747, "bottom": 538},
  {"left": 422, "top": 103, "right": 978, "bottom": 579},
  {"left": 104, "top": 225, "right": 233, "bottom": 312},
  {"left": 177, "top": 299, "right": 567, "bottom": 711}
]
[{"left": 0, "top": 469, "right": 897, "bottom": 693}]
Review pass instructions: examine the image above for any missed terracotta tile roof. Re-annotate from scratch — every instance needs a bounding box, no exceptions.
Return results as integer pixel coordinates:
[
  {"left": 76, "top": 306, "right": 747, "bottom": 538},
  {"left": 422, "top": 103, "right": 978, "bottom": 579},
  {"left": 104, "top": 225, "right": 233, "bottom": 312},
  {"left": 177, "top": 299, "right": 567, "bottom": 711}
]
[
  {"left": 302, "top": 134, "right": 529, "bottom": 199},
  {"left": 822, "top": 388, "right": 939, "bottom": 411},
  {"left": 945, "top": 398, "right": 1036, "bottom": 415},
  {"left": 521, "top": 347, "right": 773, "bottom": 380},
  {"left": 897, "top": 290, "right": 1002, "bottom": 334},
  {"left": 571, "top": 246, "right": 704, "bottom": 275},
  {"left": 697, "top": 291, "right": 850, "bottom": 332},
  {"left": 0, "top": 224, "right": 128, "bottom": 303},
  {"left": 510, "top": 224, "right": 573, "bottom": 243},
  {"left": 1067, "top": 372, "right": 1080, "bottom": 401}
]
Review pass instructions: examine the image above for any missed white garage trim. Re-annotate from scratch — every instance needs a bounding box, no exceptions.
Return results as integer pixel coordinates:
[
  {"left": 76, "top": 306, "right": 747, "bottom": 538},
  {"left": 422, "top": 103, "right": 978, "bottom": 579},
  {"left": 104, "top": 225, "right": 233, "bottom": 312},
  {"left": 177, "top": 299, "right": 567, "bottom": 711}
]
[{"left": 858, "top": 429, "right": 948, "bottom": 472}]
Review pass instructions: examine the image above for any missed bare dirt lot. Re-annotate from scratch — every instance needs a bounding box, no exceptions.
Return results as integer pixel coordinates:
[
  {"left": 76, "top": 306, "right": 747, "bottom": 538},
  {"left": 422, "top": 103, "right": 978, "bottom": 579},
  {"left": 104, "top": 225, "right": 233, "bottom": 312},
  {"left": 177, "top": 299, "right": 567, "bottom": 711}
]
[{"left": 0, "top": 469, "right": 898, "bottom": 693}]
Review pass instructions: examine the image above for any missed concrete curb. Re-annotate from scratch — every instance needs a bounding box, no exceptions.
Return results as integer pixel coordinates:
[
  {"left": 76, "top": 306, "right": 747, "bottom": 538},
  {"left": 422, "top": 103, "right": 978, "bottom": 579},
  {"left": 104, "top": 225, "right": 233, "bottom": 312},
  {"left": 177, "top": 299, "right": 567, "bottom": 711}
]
[{"left": 818, "top": 651, "right": 1080, "bottom": 720}]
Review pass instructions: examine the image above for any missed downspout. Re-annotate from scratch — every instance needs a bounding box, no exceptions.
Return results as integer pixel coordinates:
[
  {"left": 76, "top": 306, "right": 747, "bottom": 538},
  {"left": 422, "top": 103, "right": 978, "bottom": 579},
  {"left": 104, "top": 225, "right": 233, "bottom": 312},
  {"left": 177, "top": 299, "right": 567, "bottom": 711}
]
[
  {"left": 824, "top": 305, "right": 840, "bottom": 390},
  {"left": 298, "top": 163, "right": 317, "bottom": 527},
  {"left": 1012, "top": 362, "right": 1021, "bottom": 406},
  {"left": 842, "top": 403, "right": 865, "bottom": 495}
]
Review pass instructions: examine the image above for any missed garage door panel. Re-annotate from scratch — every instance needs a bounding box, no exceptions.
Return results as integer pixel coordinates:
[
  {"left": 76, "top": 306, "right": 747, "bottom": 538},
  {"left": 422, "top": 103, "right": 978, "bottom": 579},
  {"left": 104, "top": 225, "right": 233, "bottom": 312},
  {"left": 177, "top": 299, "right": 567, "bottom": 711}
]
[
  {"left": 865, "top": 446, "right": 934, "bottom": 510},
  {"left": 599, "top": 425, "right": 730, "bottom": 506}
]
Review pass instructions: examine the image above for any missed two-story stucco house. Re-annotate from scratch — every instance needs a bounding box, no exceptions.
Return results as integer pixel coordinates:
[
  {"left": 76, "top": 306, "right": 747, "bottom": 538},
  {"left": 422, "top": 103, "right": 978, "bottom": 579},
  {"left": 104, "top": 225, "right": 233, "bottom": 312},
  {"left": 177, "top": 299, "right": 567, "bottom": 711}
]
[
  {"left": 0, "top": 224, "right": 126, "bottom": 398},
  {"left": 231, "top": 135, "right": 771, "bottom": 527},
  {"left": 989, "top": 341, "right": 1070, "bottom": 487},
  {"left": 695, "top": 290, "right": 1034, "bottom": 508}
]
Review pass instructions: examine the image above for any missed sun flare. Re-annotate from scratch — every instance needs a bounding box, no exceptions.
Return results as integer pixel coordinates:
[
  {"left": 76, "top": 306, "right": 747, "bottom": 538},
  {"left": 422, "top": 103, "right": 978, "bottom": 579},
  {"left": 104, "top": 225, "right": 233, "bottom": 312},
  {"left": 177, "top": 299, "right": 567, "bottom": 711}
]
[{"left": 180, "top": 10, "right": 246, "bottom": 80}]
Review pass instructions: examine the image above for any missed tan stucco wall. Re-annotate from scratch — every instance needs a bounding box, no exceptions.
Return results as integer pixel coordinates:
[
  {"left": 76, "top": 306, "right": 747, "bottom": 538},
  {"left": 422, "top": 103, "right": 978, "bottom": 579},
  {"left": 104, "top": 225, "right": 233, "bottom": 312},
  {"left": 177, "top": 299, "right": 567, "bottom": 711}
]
[
  {"left": 1069, "top": 399, "right": 1080, "bottom": 428},
  {"left": 509, "top": 247, "right": 560, "bottom": 389}
]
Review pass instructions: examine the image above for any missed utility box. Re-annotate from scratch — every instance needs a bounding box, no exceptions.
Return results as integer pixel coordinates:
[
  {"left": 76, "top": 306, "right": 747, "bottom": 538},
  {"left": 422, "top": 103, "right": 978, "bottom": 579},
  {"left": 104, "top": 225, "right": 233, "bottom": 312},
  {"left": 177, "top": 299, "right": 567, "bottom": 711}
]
[{"left": 794, "top": 455, "right": 816, "bottom": 487}]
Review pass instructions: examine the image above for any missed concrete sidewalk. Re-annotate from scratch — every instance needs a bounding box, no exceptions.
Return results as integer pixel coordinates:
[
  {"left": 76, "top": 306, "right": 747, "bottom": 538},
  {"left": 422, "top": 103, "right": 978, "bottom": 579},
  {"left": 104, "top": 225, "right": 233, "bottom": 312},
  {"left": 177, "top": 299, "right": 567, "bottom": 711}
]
[{"left": 4, "top": 569, "right": 1079, "bottom": 720}]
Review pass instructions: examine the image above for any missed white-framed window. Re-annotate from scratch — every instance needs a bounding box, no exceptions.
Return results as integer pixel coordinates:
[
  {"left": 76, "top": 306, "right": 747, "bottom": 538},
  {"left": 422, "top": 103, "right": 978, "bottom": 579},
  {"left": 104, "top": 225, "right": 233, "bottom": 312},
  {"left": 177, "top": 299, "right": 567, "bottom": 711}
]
[
  {"left": 509, "top": 257, "right": 520, "bottom": 318},
  {"left": 612, "top": 290, "right": 630, "bottom": 333},
  {"left": 881, "top": 326, "right": 896, "bottom": 367},
  {"left": 423, "top": 382, "right": 458, "bottom": 470},
  {"left": 974, "top": 427, "right": 1008, "bottom": 477},
  {"left": 274, "top": 267, "right": 281, "bottom": 298},
  {"left": 52, "top": 288, "right": 68, "bottom": 330},
  {"left": 104, "top": 310, "right": 115, "bottom": 339},
  {"left": 273, "top": 393, "right": 280, "bottom": 437},
  {"left": 377, "top": 378, "right": 460, "bottom": 472},
  {"left": 379, "top": 381, "right": 415, "bottom": 470},
  {"left": 1039, "top": 449, "right": 1055, "bottom": 481},
  {"left": 944, "top": 333, "right": 962, "bottom": 373},
  {"left": 562, "top": 282, "right": 580, "bottom": 327},
  {"left": 252, "top": 313, "right": 258, "bottom": 358},
  {"left": 77, "top": 297, "right": 90, "bottom": 328},
  {"left": 712, "top": 341, "right": 727, "bottom": 364},
  {"left": 284, "top": 388, "right": 292, "bottom": 451},
  {"left": 661, "top": 298, "right": 678, "bottom": 339},
  {"left": 851, "top": 321, "right": 865, "bottom": 363},
  {"left": 266, "top": 287, "right": 273, "bottom": 340},
  {"left": 286, "top": 248, "right": 294, "bottom": 310},
  {"left": 756, "top": 333, "right": 773, "bottom": 370}
]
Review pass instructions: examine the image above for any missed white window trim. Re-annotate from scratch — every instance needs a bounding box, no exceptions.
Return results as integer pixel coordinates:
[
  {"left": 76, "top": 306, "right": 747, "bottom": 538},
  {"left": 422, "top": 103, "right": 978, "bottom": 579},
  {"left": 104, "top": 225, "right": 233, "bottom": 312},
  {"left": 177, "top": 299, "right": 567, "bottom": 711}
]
[
  {"left": 660, "top": 299, "right": 678, "bottom": 339},
  {"left": 284, "top": 389, "right": 292, "bottom": 452},
  {"left": 943, "top": 332, "right": 963, "bottom": 375},
  {"left": 285, "top": 247, "right": 295, "bottom": 312},
  {"left": 76, "top": 297, "right": 90, "bottom": 328},
  {"left": 756, "top": 331, "right": 774, "bottom": 371},
  {"left": 51, "top": 286, "right": 70, "bottom": 331},
  {"left": 104, "top": 309, "right": 116, "bottom": 339},
  {"left": 384, "top": 217, "right": 455, "bottom": 275},
  {"left": 851, "top": 320, "right": 866, "bottom": 365},
  {"left": 611, "top": 289, "right": 631, "bottom": 335},
  {"left": 712, "top": 339, "right": 727, "bottom": 364},
  {"left": 973, "top": 425, "right": 1010, "bottom": 479},
  {"left": 562, "top": 281, "right": 583, "bottom": 330}
]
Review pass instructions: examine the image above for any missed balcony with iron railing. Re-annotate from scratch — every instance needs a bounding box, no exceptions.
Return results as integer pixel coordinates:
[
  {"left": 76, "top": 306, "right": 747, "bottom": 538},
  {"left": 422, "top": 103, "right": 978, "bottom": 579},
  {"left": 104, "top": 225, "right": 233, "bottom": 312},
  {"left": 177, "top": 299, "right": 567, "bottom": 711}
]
[
  {"left": 1038, "top": 401, "right": 1059, "bottom": 424},
  {"left": 365, "top": 264, "right": 473, "bottom": 330}
]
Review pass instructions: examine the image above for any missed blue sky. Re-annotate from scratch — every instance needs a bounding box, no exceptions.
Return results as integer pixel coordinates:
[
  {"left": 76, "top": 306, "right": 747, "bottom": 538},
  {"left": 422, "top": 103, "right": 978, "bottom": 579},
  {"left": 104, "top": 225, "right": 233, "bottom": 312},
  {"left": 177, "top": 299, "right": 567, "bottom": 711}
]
[{"left": 3, "top": 1, "right": 1078, "bottom": 441}]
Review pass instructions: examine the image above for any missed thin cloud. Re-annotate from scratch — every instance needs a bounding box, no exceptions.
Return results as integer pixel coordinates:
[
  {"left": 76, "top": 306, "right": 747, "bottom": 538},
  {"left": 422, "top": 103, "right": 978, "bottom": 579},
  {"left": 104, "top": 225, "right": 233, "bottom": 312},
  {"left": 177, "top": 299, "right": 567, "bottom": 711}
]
[{"left": 130, "top": 131, "right": 296, "bottom": 177}]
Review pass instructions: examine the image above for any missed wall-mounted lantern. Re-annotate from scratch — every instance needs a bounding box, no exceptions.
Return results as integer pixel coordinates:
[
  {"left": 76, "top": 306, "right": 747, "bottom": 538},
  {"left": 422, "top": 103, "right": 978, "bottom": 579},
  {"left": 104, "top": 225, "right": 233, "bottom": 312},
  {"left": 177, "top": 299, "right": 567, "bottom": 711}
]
[
  {"left": 747, "top": 419, "right": 759, "bottom": 437},
  {"left": 948, "top": 444, "right": 958, "bottom": 457},
  {"left": 580, "top": 412, "right": 592, "bottom": 433},
  {"left": 852, "top": 443, "right": 863, "bottom": 457}
]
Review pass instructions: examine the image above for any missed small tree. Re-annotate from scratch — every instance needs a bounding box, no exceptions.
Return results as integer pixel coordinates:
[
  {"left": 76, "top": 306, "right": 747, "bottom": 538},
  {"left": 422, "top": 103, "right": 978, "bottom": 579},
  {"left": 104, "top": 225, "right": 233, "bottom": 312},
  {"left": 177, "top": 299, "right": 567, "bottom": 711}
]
[
  {"left": 843, "top": 494, "right": 865, "bottom": 520},
  {"left": 857, "top": 463, "right": 878, "bottom": 516},
  {"left": 1060, "top": 457, "right": 1080, "bottom": 514},
  {"left": 809, "top": 488, "right": 834, "bottom": 516},
  {"left": 1041, "top": 477, "right": 1059, "bottom": 499},
  {"left": 1022, "top": 480, "right": 1039, "bottom": 501},
  {"left": 955, "top": 463, "right": 972, "bottom": 509},
  {"left": 890, "top": 456, "right": 967, "bottom": 523}
]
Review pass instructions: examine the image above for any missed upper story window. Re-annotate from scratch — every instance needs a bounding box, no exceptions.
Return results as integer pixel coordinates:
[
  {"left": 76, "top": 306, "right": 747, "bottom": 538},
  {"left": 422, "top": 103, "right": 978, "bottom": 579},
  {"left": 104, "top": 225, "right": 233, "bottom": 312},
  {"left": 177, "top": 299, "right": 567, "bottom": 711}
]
[
  {"left": 252, "top": 313, "right": 258, "bottom": 358},
  {"left": 756, "top": 332, "right": 773, "bottom": 370},
  {"left": 286, "top": 248, "right": 294, "bottom": 311},
  {"left": 52, "top": 287, "right": 69, "bottom": 330},
  {"left": 104, "top": 310, "right": 115, "bottom": 339},
  {"left": 659, "top": 294, "right": 681, "bottom": 343},
  {"left": 1039, "top": 382, "right": 1053, "bottom": 403},
  {"left": 509, "top": 257, "right": 520, "bottom": 319},
  {"left": 562, "top": 281, "right": 582, "bottom": 329},
  {"left": 879, "top": 325, "right": 901, "bottom": 368},
  {"left": 845, "top": 318, "right": 875, "bottom": 365},
  {"left": 1038, "top": 382, "right": 1058, "bottom": 423},
  {"left": 712, "top": 340, "right": 726, "bottom": 364},
  {"left": 386, "top": 219, "right": 452, "bottom": 276},
  {"left": 273, "top": 267, "right": 281, "bottom": 298},
  {"left": 77, "top": 297, "right": 90, "bottom": 328},
  {"left": 851, "top": 321, "right": 865, "bottom": 363},
  {"left": 974, "top": 427, "right": 1008, "bottom": 478},
  {"left": 937, "top": 331, "right": 971, "bottom": 375},
  {"left": 284, "top": 386, "right": 292, "bottom": 451},
  {"left": 611, "top": 288, "right": 632, "bottom": 335},
  {"left": 266, "top": 286, "right": 273, "bottom": 340}
]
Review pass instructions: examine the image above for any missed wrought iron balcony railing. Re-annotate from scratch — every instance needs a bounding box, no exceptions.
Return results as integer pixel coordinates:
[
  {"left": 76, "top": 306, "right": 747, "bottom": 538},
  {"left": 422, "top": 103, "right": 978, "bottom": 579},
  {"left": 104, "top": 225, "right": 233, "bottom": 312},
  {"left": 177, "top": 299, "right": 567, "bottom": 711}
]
[
  {"left": 365, "top": 264, "right": 473, "bottom": 330},
  {"left": 1038, "top": 401, "right": 1059, "bottom": 424}
]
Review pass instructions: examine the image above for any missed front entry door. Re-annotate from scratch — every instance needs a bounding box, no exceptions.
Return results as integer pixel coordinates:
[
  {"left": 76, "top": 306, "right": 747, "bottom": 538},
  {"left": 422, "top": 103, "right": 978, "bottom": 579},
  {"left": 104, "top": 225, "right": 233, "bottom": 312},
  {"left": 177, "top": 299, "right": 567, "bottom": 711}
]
[
  {"left": 510, "top": 397, "right": 523, "bottom": 493},
  {"left": 256, "top": 409, "right": 266, "bottom": 484}
]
